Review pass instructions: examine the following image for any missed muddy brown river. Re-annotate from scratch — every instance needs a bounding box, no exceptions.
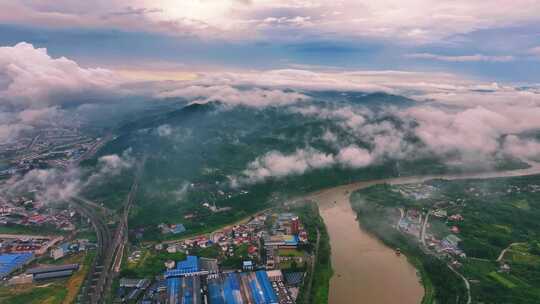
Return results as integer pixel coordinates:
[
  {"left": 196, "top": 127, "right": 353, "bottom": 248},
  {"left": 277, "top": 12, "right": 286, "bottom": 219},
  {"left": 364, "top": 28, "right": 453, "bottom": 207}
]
[{"left": 307, "top": 162, "right": 540, "bottom": 304}]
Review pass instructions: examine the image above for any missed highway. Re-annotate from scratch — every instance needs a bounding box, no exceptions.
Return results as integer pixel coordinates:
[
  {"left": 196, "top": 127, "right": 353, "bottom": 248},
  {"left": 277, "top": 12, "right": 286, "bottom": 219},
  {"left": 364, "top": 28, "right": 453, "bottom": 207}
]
[
  {"left": 93, "top": 157, "right": 145, "bottom": 303},
  {"left": 70, "top": 196, "right": 112, "bottom": 304},
  {"left": 72, "top": 158, "right": 145, "bottom": 304}
]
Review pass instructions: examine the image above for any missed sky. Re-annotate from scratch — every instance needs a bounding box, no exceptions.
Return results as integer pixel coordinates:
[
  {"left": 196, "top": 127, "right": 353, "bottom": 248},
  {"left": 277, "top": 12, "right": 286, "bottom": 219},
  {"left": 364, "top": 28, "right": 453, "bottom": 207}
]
[
  {"left": 0, "top": 0, "right": 539, "bottom": 82},
  {"left": 2, "top": 1, "right": 540, "bottom": 199}
]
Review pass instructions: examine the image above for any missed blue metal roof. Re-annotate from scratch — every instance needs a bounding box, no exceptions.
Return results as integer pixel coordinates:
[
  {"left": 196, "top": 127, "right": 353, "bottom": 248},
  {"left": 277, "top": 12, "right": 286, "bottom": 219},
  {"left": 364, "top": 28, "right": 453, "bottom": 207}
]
[
  {"left": 171, "top": 224, "right": 186, "bottom": 234},
  {"left": 224, "top": 274, "right": 239, "bottom": 304},
  {"left": 182, "top": 277, "right": 193, "bottom": 303},
  {"left": 284, "top": 235, "right": 299, "bottom": 246},
  {"left": 167, "top": 277, "right": 180, "bottom": 304},
  {"left": 256, "top": 271, "right": 278, "bottom": 304},
  {"left": 208, "top": 272, "right": 279, "bottom": 304},
  {"left": 208, "top": 281, "right": 225, "bottom": 304},
  {"left": 165, "top": 255, "right": 200, "bottom": 278},
  {"left": 0, "top": 253, "right": 33, "bottom": 278}
]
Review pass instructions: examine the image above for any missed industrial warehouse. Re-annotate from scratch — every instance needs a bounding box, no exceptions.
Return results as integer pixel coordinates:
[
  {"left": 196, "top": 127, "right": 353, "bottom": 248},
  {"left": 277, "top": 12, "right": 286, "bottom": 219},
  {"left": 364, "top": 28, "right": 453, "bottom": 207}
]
[
  {"left": 163, "top": 255, "right": 292, "bottom": 304},
  {"left": 26, "top": 263, "right": 80, "bottom": 281},
  {"left": 207, "top": 271, "right": 278, "bottom": 304},
  {"left": 121, "top": 211, "right": 307, "bottom": 303},
  {"left": 0, "top": 252, "right": 34, "bottom": 279}
]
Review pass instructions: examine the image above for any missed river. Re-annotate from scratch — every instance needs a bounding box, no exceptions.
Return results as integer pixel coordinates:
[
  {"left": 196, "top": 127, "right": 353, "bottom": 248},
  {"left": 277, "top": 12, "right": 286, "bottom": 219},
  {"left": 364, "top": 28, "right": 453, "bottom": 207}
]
[{"left": 307, "top": 161, "right": 540, "bottom": 304}]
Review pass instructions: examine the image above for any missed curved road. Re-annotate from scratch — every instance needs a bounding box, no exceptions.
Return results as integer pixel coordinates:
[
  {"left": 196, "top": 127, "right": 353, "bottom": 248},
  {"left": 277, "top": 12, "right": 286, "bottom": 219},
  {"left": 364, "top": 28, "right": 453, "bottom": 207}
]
[
  {"left": 306, "top": 161, "right": 540, "bottom": 304},
  {"left": 69, "top": 196, "right": 112, "bottom": 304}
]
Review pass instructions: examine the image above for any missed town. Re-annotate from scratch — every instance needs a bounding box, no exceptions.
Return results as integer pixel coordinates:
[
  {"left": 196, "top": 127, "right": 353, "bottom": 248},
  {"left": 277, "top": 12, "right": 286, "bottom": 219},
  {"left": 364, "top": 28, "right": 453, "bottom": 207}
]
[
  {"left": 0, "top": 187, "right": 314, "bottom": 304},
  {"left": 0, "top": 125, "right": 108, "bottom": 177},
  {"left": 123, "top": 211, "right": 310, "bottom": 303}
]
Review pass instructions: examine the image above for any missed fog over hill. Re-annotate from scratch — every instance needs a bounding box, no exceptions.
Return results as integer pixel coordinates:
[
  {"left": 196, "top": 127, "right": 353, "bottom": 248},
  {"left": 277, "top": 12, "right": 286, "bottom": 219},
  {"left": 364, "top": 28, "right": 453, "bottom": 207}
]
[{"left": 1, "top": 43, "right": 540, "bottom": 226}]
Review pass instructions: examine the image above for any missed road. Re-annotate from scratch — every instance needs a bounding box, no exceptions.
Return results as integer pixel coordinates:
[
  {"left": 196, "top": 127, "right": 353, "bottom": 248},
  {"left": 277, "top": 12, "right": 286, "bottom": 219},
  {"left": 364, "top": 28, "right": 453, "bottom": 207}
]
[
  {"left": 396, "top": 208, "right": 405, "bottom": 229},
  {"left": 419, "top": 209, "right": 469, "bottom": 303},
  {"left": 72, "top": 158, "right": 145, "bottom": 304},
  {"left": 302, "top": 228, "right": 320, "bottom": 304},
  {"left": 447, "top": 264, "right": 471, "bottom": 304},
  {"left": 69, "top": 196, "right": 112, "bottom": 304},
  {"left": 420, "top": 210, "right": 430, "bottom": 247},
  {"left": 496, "top": 242, "right": 523, "bottom": 262},
  {"left": 97, "top": 158, "right": 145, "bottom": 303}
]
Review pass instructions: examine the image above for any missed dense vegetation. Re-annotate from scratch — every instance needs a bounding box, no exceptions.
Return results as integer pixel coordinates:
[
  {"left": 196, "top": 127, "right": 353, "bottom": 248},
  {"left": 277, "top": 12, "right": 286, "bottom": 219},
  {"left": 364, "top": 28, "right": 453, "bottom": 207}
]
[
  {"left": 82, "top": 92, "right": 528, "bottom": 241},
  {"left": 290, "top": 203, "right": 332, "bottom": 304},
  {"left": 351, "top": 174, "right": 540, "bottom": 304}
]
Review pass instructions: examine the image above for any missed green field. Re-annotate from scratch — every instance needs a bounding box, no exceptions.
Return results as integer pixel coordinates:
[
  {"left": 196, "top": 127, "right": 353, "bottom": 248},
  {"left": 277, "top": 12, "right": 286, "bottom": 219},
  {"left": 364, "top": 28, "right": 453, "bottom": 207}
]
[
  {"left": 0, "top": 283, "right": 68, "bottom": 304},
  {"left": 0, "top": 224, "right": 67, "bottom": 236},
  {"left": 488, "top": 272, "right": 517, "bottom": 288},
  {"left": 121, "top": 250, "right": 187, "bottom": 278},
  {"left": 279, "top": 248, "right": 305, "bottom": 257}
]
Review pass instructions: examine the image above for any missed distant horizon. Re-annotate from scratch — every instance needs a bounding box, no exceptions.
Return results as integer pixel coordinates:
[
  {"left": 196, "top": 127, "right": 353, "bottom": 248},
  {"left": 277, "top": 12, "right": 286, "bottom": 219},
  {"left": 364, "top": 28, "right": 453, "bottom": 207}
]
[{"left": 0, "top": 1, "right": 539, "bottom": 83}]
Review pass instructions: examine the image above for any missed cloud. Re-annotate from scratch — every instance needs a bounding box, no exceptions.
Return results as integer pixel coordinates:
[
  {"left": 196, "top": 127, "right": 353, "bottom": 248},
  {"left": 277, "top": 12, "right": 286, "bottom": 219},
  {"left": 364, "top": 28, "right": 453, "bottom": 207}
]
[
  {"left": 85, "top": 149, "right": 134, "bottom": 186},
  {"left": 528, "top": 46, "right": 540, "bottom": 58},
  {"left": 224, "top": 66, "right": 540, "bottom": 184},
  {"left": 235, "top": 144, "right": 382, "bottom": 185},
  {"left": 0, "top": 42, "right": 130, "bottom": 143},
  {"left": 321, "top": 130, "right": 338, "bottom": 144},
  {"left": 17, "top": 107, "right": 61, "bottom": 123},
  {"left": 0, "top": 42, "right": 122, "bottom": 107},
  {"left": 238, "top": 148, "right": 335, "bottom": 184},
  {"left": 336, "top": 145, "right": 374, "bottom": 168},
  {"left": 0, "top": 122, "right": 33, "bottom": 143},
  {"left": 1, "top": 167, "right": 82, "bottom": 204},
  {"left": 176, "top": 69, "right": 540, "bottom": 111},
  {"left": 157, "top": 85, "right": 308, "bottom": 108},
  {"left": 165, "top": 69, "right": 480, "bottom": 99},
  {"left": 157, "top": 124, "right": 173, "bottom": 137},
  {"left": 171, "top": 182, "right": 190, "bottom": 201},
  {"left": 290, "top": 105, "right": 368, "bottom": 129},
  {"left": 4, "top": 1, "right": 540, "bottom": 43},
  {"left": 503, "top": 135, "right": 540, "bottom": 160},
  {"left": 0, "top": 107, "right": 62, "bottom": 143},
  {"left": 406, "top": 53, "right": 515, "bottom": 62},
  {"left": 0, "top": 41, "right": 538, "bottom": 183},
  {"left": 1, "top": 149, "right": 135, "bottom": 204}
]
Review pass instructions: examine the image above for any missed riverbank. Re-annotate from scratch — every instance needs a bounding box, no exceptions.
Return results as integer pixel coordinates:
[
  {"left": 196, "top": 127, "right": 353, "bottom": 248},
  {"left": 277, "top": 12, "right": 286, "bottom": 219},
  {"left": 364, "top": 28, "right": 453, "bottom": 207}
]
[
  {"left": 349, "top": 188, "right": 465, "bottom": 303},
  {"left": 312, "top": 185, "right": 424, "bottom": 304},
  {"left": 292, "top": 204, "right": 332, "bottom": 304},
  {"left": 306, "top": 161, "right": 540, "bottom": 304},
  {"left": 349, "top": 172, "right": 540, "bottom": 304}
]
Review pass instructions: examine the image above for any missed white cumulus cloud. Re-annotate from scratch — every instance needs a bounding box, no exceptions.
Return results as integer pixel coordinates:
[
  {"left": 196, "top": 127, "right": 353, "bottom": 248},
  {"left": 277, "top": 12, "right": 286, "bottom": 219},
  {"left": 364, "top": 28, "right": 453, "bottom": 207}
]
[
  {"left": 406, "top": 53, "right": 515, "bottom": 62},
  {"left": 239, "top": 148, "right": 335, "bottom": 184},
  {"left": 0, "top": 42, "right": 122, "bottom": 107},
  {"left": 157, "top": 85, "right": 308, "bottom": 108}
]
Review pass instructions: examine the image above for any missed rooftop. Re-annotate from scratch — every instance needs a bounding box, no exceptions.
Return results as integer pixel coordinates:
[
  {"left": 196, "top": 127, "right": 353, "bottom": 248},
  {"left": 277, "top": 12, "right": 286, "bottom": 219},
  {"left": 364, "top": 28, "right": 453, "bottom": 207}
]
[
  {"left": 0, "top": 253, "right": 33, "bottom": 278},
  {"left": 165, "top": 256, "right": 202, "bottom": 278}
]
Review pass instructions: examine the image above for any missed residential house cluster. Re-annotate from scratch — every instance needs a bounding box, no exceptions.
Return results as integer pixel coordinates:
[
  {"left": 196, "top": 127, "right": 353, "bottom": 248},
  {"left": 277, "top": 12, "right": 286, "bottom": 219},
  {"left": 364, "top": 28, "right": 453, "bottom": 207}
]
[{"left": 0, "top": 234, "right": 63, "bottom": 256}]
